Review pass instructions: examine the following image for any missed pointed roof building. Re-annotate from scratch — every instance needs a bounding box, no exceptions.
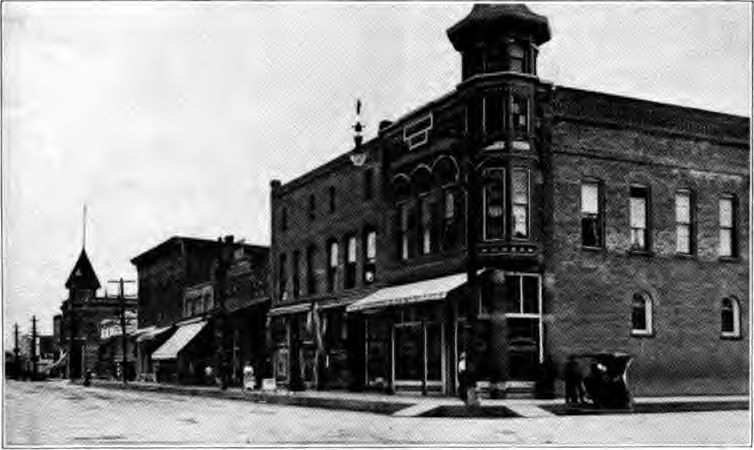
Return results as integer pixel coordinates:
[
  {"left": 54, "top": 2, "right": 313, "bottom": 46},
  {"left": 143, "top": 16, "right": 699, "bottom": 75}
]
[{"left": 64, "top": 248, "right": 101, "bottom": 291}]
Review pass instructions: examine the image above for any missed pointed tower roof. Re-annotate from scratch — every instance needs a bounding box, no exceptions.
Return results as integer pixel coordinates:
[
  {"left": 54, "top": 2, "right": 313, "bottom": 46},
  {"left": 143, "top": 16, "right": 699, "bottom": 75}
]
[
  {"left": 447, "top": 4, "right": 551, "bottom": 50},
  {"left": 65, "top": 248, "right": 101, "bottom": 290}
]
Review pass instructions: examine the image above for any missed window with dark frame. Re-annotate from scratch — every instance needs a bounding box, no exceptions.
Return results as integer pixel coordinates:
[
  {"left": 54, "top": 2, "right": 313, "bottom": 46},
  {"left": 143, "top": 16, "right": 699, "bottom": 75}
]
[
  {"left": 631, "top": 292, "right": 653, "bottom": 336},
  {"left": 308, "top": 195, "right": 316, "bottom": 221},
  {"left": 292, "top": 250, "right": 301, "bottom": 299},
  {"left": 581, "top": 181, "right": 602, "bottom": 248},
  {"left": 442, "top": 188, "right": 460, "bottom": 250},
  {"left": 419, "top": 197, "right": 435, "bottom": 255},
  {"left": 483, "top": 168, "right": 506, "bottom": 241},
  {"left": 328, "top": 186, "right": 336, "bottom": 213},
  {"left": 327, "top": 240, "right": 338, "bottom": 292},
  {"left": 508, "top": 42, "right": 526, "bottom": 73},
  {"left": 281, "top": 207, "right": 288, "bottom": 232},
  {"left": 363, "top": 229, "right": 376, "bottom": 284},
  {"left": 344, "top": 235, "right": 357, "bottom": 289},
  {"left": 719, "top": 195, "right": 736, "bottom": 257},
  {"left": 629, "top": 185, "right": 649, "bottom": 251},
  {"left": 306, "top": 245, "right": 317, "bottom": 295},
  {"left": 278, "top": 254, "right": 288, "bottom": 302},
  {"left": 484, "top": 93, "right": 505, "bottom": 137},
  {"left": 399, "top": 203, "right": 410, "bottom": 260},
  {"left": 721, "top": 297, "right": 741, "bottom": 338},
  {"left": 512, "top": 169, "right": 529, "bottom": 239},
  {"left": 511, "top": 95, "right": 529, "bottom": 135},
  {"left": 363, "top": 169, "right": 374, "bottom": 200},
  {"left": 675, "top": 190, "right": 693, "bottom": 254}
]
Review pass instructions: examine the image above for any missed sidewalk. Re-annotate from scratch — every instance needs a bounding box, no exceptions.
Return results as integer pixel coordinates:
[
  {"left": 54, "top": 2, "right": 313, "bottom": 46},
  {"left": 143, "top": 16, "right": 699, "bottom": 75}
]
[{"left": 79, "top": 379, "right": 748, "bottom": 418}]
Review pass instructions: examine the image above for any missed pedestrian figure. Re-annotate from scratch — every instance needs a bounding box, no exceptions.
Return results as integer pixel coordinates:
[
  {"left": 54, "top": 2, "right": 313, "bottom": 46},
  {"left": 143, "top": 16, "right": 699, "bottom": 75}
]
[
  {"left": 204, "top": 365, "right": 214, "bottom": 386},
  {"left": 563, "top": 355, "right": 584, "bottom": 405},
  {"left": 243, "top": 361, "right": 255, "bottom": 390},
  {"left": 457, "top": 351, "right": 468, "bottom": 402}
]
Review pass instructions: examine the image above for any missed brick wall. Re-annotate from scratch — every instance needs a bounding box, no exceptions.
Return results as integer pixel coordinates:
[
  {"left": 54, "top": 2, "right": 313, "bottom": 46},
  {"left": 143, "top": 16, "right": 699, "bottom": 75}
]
[{"left": 545, "top": 119, "right": 749, "bottom": 396}]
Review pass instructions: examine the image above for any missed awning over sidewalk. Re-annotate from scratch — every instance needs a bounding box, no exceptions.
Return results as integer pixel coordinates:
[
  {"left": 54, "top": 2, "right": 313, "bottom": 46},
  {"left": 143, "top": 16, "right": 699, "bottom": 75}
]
[
  {"left": 346, "top": 272, "right": 467, "bottom": 313},
  {"left": 269, "top": 302, "right": 311, "bottom": 317},
  {"left": 151, "top": 320, "right": 207, "bottom": 360},
  {"left": 135, "top": 325, "right": 173, "bottom": 343}
]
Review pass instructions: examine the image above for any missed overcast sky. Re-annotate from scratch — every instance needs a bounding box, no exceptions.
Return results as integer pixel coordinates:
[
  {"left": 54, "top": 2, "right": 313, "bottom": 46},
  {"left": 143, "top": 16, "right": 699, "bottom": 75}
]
[{"left": 2, "top": 2, "right": 750, "bottom": 341}]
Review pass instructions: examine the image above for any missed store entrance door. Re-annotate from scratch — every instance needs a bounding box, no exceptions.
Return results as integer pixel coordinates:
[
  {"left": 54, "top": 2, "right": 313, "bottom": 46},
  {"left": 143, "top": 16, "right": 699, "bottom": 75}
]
[{"left": 506, "top": 316, "right": 540, "bottom": 380}]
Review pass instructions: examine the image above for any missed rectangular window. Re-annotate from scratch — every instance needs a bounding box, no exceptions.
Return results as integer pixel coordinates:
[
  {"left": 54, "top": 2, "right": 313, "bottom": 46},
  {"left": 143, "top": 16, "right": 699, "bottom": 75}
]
[
  {"left": 327, "top": 241, "right": 338, "bottom": 292},
  {"left": 363, "top": 169, "right": 374, "bottom": 200},
  {"left": 629, "top": 185, "right": 649, "bottom": 251},
  {"left": 345, "top": 235, "right": 357, "bottom": 289},
  {"left": 719, "top": 196, "right": 736, "bottom": 257},
  {"left": 306, "top": 246, "right": 317, "bottom": 295},
  {"left": 419, "top": 198, "right": 434, "bottom": 255},
  {"left": 511, "top": 95, "right": 529, "bottom": 135},
  {"left": 512, "top": 169, "right": 529, "bottom": 239},
  {"left": 581, "top": 181, "right": 602, "bottom": 248},
  {"left": 328, "top": 186, "right": 336, "bottom": 213},
  {"left": 292, "top": 251, "right": 301, "bottom": 299},
  {"left": 508, "top": 43, "right": 525, "bottom": 73},
  {"left": 483, "top": 169, "right": 505, "bottom": 240},
  {"left": 278, "top": 254, "right": 288, "bottom": 301},
  {"left": 675, "top": 191, "right": 692, "bottom": 254},
  {"left": 363, "top": 230, "right": 376, "bottom": 284},
  {"left": 399, "top": 203, "right": 409, "bottom": 261},
  {"left": 484, "top": 93, "right": 505, "bottom": 136},
  {"left": 308, "top": 195, "right": 316, "bottom": 221},
  {"left": 442, "top": 189, "right": 460, "bottom": 250}
]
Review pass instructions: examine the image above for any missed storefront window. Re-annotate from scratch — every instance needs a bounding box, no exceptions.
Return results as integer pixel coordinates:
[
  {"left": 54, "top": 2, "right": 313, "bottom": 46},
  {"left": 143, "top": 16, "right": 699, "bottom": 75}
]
[
  {"left": 426, "top": 323, "right": 442, "bottom": 381},
  {"left": 394, "top": 325, "right": 422, "bottom": 380}
]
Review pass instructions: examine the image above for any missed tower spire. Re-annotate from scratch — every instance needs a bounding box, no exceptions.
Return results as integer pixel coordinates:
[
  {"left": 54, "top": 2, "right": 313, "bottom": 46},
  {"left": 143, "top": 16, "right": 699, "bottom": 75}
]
[{"left": 82, "top": 204, "right": 87, "bottom": 249}]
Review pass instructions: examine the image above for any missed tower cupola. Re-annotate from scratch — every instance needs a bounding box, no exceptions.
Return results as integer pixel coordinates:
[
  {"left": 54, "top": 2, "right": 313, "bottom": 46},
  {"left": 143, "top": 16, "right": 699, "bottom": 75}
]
[{"left": 447, "top": 4, "right": 550, "bottom": 80}]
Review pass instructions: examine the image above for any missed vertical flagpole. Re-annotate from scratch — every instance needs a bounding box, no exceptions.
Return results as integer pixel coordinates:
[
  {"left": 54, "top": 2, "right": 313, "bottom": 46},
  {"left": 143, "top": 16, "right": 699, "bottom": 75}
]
[{"left": 82, "top": 204, "right": 87, "bottom": 249}]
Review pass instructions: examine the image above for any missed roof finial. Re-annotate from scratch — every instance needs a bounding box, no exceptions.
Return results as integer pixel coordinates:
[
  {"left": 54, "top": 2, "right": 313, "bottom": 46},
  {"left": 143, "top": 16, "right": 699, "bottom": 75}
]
[{"left": 82, "top": 204, "right": 87, "bottom": 249}]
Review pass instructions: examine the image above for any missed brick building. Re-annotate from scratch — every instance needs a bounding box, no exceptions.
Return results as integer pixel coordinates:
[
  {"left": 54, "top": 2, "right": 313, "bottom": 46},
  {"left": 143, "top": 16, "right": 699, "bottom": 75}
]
[
  {"left": 131, "top": 236, "right": 270, "bottom": 384},
  {"left": 269, "top": 4, "right": 749, "bottom": 397},
  {"left": 58, "top": 248, "right": 138, "bottom": 379}
]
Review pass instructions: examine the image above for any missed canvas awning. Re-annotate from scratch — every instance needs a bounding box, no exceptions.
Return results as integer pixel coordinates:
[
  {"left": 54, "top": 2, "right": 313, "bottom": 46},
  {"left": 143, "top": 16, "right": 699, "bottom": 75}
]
[
  {"left": 346, "top": 272, "right": 467, "bottom": 313},
  {"left": 151, "top": 320, "right": 207, "bottom": 360},
  {"left": 135, "top": 325, "right": 173, "bottom": 343},
  {"left": 268, "top": 302, "right": 311, "bottom": 317}
]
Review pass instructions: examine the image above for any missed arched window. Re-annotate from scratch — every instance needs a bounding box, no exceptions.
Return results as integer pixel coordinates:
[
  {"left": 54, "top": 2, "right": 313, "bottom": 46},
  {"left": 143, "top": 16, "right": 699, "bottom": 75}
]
[
  {"left": 411, "top": 165, "right": 433, "bottom": 195},
  {"left": 363, "top": 228, "right": 377, "bottom": 284},
  {"left": 631, "top": 292, "right": 653, "bottom": 336},
  {"left": 344, "top": 235, "right": 357, "bottom": 289},
  {"left": 721, "top": 297, "right": 741, "bottom": 338},
  {"left": 432, "top": 156, "right": 459, "bottom": 187},
  {"left": 391, "top": 174, "right": 411, "bottom": 202}
]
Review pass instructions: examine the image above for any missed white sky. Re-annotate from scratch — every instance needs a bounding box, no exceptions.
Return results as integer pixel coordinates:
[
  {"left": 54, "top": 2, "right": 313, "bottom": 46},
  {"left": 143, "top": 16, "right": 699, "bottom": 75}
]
[{"left": 2, "top": 2, "right": 751, "bottom": 342}]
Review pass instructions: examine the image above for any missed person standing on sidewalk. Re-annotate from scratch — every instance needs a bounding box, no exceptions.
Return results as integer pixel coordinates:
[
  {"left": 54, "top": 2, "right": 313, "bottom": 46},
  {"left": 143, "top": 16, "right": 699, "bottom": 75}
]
[{"left": 457, "top": 351, "right": 468, "bottom": 402}]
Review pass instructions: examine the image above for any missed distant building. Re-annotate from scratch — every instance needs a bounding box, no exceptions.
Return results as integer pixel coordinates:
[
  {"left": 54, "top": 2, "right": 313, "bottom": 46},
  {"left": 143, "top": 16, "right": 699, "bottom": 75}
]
[
  {"left": 269, "top": 4, "right": 748, "bottom": 397},
  {"left": 131, "top": 236, "right": 269, "bottom": 384},
  {"left": 58, "top": 248, "right": 137, "bottom": 379},
  {"left": 96, "top": 311, "right": 138, "bottom": 380}
]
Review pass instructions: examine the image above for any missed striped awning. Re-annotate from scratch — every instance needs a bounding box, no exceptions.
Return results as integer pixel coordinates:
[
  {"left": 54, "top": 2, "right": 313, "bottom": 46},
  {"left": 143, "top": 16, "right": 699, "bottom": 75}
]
[{"left": 346, "top": 272, "right": 467, "bottom": 313}]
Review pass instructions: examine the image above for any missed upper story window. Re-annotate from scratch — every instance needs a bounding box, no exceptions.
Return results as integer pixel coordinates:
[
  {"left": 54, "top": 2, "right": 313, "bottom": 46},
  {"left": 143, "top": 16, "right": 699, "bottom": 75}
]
[
  {"left": 484, "top": 93, "right": 505, "bottom": 137},
  {"left": 306, "top": 245, "right": 318, "bottom": 295},
  {"left": 442, "top": 188, "right": 462, "bottom": 251},
  {"left": 280, "top": 208, "right": 288, "bottom": 232},
  {"left": 363, "top": 228, "right": 376, "bottom": 284},
  {"left": 483, "top": 168, "right": 506, "bottom": 241},
  {"left": 629, "top": 185, "right": 650, "bottom": 252},
  {"left": 631, "top": 291, "right": 653, "bottom": 337},
  {"left": 581, "top": 181, "right": 602, "bottom": 248},
  {"left": 308, "top": 195, "right": 316, "bottom": 221},
  {"left": 512, "top": 169, "right": 530, "bottom": 239},
  {"left": 398, "top": 202, "right": 411, "bottom": 261},
  {"left": 344, "top": 235, "right": 357, "bottom": 289},
  {"left": 292, "top": 250, "right": 301, "bottom": 299},
  {"left": 278, "top": 254, "right": 288, "bottom": 302},
  {"left": 327, "top": 239, "right": 339, "bottom": 292},
  {"left": 511, "top": 95, "right": 529, "bottom": 135},
  {"left": 721, "top": 297, "right": 741, "bottom": 338},
  {"left": 675, "top": 190, "right": 693, "bottom": 255},
  {"left": 419, "top": 198, "right": 437, "bottom": 255},
  {"left": 328, "top": 186, "right": 336, "bottom": 213},
  {"left": 719, "top": 195, "right": 737, "bottom": 257},
  {"left": 508, "top": 43, "right": 526, "bottom": 73},
  {"left": 363, "top": 169, "right": 374, "bottom": 200}
]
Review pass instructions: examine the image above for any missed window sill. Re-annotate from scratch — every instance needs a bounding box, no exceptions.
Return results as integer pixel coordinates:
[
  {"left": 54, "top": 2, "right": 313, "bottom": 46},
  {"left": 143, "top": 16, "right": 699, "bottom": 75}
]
[
  {"left": 581, "top": 245, "right": 604, "bottom": 253},
  {"left": 720, "top": 333, "right": 743, "bottom": 341},
  {"left": 673, "top": 253, "right": 696, "bottom": 260},
  {"left": 628, "top": 249, "right": 654, "bottom": 257},
  {"left": 718, "top": 256, "right": 741, "bottom": 263},
  {"left": 630, "top": 330, "right": 654, "bottom": 338}
]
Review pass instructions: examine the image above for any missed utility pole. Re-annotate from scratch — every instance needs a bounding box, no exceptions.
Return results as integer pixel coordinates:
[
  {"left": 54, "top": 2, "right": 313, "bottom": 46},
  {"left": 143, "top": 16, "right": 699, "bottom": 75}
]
[
  {"left": 31, "top": 316, "right": 38, "bottom": 380},
  {"left": 13, "top": 323, "right": 20, "bottom": 380},
  {"left": 108, "top": 278, "right": 135, "bottom": 384}
]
